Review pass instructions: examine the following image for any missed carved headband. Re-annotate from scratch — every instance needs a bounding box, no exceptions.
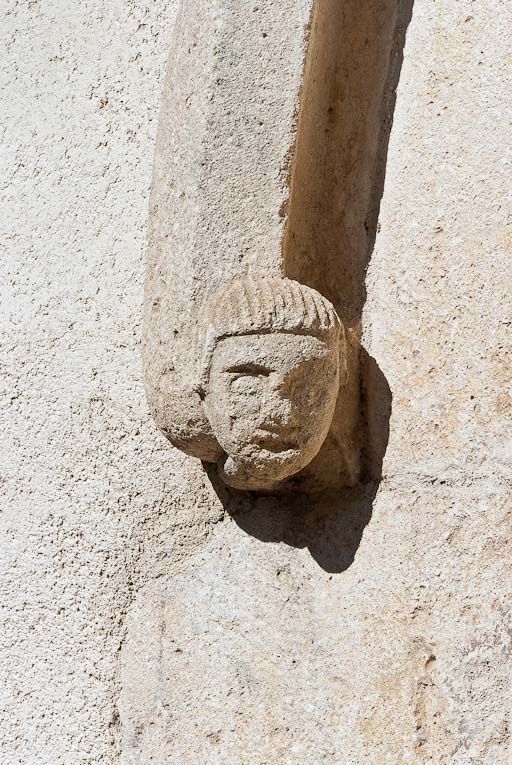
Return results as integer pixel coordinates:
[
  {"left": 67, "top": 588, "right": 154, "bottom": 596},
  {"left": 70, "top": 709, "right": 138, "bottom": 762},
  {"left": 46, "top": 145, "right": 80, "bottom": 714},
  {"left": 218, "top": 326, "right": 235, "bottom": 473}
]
[{"left": 196, "top": 274, "right": 344, "bottom": 392}]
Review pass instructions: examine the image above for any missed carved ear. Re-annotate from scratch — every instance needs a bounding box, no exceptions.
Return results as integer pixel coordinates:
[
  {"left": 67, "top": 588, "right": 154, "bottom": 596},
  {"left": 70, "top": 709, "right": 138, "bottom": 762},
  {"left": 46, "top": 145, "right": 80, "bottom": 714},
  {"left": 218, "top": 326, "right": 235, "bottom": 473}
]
[{"left": 148, "top": 384, "right": 222, "bottom": 463}]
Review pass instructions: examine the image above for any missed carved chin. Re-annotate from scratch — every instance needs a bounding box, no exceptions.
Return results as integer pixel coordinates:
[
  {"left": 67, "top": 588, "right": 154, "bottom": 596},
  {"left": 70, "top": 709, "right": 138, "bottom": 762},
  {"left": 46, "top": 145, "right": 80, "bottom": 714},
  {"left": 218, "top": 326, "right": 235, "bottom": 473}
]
[{"left": 218, "top": 452, "right": 305, "bottom": 491}]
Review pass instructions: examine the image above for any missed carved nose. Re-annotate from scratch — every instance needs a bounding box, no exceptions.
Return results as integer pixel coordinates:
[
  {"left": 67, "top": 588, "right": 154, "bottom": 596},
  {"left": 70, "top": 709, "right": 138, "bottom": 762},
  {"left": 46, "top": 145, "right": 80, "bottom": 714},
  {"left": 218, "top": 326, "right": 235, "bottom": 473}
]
[{"left": 260, "top": 387, "right": 292, "bottom": 428}]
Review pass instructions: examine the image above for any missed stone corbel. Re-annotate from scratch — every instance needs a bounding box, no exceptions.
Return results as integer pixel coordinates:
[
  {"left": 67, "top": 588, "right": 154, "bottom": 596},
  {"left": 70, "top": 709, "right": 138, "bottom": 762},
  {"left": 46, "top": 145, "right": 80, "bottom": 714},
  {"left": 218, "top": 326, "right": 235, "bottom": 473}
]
[{"left": 143, "top": 0, "right": 361, "bottom": 492}]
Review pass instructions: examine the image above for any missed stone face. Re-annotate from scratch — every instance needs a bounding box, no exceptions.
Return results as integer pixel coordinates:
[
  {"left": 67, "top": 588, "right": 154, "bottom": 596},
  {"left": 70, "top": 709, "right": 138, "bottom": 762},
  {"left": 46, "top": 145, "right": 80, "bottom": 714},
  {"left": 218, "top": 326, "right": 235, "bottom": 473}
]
[
  {"left": 2, "top": 0, "right": 512, "bottom": 764},
  {"left": 206, "top": 331, "right": 339, "bottom": 490},
  {"left": 148, "top": 272, "right": 354, "bottom": 492}
]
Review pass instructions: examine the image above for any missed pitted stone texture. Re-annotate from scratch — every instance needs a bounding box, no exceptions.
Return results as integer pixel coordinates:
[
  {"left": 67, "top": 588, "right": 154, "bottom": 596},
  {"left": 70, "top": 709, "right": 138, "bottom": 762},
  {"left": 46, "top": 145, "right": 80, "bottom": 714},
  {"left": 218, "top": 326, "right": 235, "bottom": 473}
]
[
  {"left": 206, "top": 332, "right": 339, "bottom": 490},
  {"left": 143, "top": 0, "right": 316, "bottom": 469},
  {"left": 1, "top": 2, "right": 193, "bottom": 763},
  {"left": 120, "top": 485, "right": 511, "bottom": 764},
  {"left": 2, "top": 0, "right": 512, "bottom": 763},
  {"left": 193, "top": 275, "right": 349, "bottom": 491},
  {"left": 364, "top": 1, "right": 512, "bottom": 488}
]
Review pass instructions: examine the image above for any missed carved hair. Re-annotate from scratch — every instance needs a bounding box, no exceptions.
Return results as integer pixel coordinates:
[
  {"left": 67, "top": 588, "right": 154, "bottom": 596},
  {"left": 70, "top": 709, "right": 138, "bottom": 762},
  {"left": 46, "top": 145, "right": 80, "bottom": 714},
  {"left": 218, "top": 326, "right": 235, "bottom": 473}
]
[{"left": 197, "top": 274, "right": 343, "bottom": 389}]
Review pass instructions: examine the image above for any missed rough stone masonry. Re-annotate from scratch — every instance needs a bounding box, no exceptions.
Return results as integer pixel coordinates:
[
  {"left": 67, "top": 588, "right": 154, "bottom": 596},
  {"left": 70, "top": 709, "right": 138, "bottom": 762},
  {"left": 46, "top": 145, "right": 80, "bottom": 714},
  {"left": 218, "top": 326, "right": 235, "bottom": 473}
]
[{"left": 1, "top": 0, "right": 511, "bottom": 763}]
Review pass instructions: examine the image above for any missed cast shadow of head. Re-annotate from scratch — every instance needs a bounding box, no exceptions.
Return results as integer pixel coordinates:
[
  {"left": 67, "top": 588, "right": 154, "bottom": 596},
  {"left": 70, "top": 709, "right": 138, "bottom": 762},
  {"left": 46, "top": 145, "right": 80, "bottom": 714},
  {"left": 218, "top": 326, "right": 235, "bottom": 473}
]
[{"left": 205, "top": 348, "right": 391, "bottom": 574}]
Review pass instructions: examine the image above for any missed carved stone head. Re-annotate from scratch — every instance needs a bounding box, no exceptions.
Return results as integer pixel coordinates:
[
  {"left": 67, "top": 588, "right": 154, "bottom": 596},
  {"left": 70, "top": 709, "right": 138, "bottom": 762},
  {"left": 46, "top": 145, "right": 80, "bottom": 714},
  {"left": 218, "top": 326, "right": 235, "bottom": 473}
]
[{"left": 197, "top": 275, "right": 345, "bottom": 491}]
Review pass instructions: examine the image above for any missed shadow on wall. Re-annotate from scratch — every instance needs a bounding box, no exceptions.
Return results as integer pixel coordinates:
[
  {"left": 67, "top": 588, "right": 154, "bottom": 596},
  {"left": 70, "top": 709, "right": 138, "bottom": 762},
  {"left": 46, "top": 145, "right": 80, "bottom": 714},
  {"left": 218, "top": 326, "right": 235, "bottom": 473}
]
[
  {"left": 207, "top": 348, "right": 391, "bottom": 574},
  {"left": 208, "top": 0, "right": 414, "bottom": 573}
]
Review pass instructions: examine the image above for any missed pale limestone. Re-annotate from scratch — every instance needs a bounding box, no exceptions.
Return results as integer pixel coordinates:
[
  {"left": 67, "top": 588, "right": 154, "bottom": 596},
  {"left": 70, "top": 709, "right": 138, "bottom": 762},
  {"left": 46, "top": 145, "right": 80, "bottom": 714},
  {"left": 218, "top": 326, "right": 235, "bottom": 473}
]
[
  {"left": 142, "top": 0, "right": 317, "bottom": 466},
  {"left": 146, "top": 271, "right": 356, "bottom": 491},
  {"left": 142, "top": 0, "right": 364, "bottom": 493},
  {"left": 1, "top": 0, "right": 511, "bottom": 763},
  {"left": 120, "top": 485, "right": 511, "bottom": 764}
]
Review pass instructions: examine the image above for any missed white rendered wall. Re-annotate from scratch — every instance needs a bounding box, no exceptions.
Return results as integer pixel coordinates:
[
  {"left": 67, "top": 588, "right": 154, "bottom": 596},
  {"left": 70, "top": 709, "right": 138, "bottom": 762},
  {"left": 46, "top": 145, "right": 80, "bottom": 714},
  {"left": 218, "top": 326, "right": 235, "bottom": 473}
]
[{"left": 2, "top": 1, "right": 511, "bottom": 763}]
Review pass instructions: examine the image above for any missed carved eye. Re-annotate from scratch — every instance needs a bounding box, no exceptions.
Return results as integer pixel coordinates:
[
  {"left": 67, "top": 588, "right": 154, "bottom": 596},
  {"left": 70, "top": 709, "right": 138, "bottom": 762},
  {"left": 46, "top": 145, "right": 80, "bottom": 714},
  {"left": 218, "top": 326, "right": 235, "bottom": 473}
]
[{"left": 226, "top": 364, "right": 271, "bottom": 378}]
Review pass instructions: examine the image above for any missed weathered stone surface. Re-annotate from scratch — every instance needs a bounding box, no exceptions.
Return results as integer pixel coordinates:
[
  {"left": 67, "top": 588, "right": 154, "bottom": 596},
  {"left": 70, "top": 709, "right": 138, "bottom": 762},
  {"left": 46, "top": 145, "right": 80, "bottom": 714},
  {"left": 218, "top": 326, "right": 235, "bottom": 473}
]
[
  {"left": 199, "top": 275, "right": 346, "bottom": 491},
  {"left": 2, "top": 0, "right": 511, "bottom": 763},
  {"left": 142, "top": 0, "right": 316, "bottom": 462},
  {"left": 1, "top": 2, "right": 187, "bottom": 763},
  {"left": 120, "top": 485, "right": 511, "bottom": 763}
]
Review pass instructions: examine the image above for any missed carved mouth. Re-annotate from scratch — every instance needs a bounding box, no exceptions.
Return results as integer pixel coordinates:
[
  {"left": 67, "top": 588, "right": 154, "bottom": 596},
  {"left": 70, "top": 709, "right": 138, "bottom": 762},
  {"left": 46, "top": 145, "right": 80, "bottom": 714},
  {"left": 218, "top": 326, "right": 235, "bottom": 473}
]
[
  {"left": 253, "top": 428, "right": 297, "bottom": 452},
  {"left": 258, "top": 442, "right": 298, "bottom": 454}
]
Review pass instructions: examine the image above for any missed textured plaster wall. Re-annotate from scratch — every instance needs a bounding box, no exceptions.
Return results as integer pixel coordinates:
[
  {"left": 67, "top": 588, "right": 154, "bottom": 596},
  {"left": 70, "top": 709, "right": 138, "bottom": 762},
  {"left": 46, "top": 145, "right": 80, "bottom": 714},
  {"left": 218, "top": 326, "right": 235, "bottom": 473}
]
[{"left": 1, "top": 1, "right": 511, "bottom": 764}]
